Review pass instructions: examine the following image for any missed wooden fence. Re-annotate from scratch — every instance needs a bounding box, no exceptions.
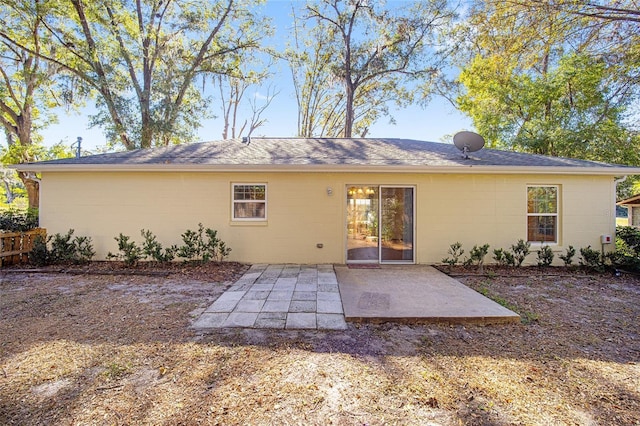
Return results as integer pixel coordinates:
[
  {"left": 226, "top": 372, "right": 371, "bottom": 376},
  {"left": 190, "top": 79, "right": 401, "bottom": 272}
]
[{"left": 0, "top": 228, "right": 46, "bottom": 267}]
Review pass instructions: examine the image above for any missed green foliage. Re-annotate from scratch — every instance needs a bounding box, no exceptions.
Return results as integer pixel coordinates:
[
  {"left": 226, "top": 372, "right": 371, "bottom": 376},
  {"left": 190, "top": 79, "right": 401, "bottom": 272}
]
[
  {"left": 511, "top": 239, "right": 531, "bottom": 267},
  {"left": 176, "top": 227, "right": 205, "bottom": 262},
  {"left": 558, "top": 245, "right": 576, "bottom": 267},
  {"left": 536, "top": 245, "right": 554, "bottom": 267},
  {"left": 454, "top": 1, "right": 640, "bottom": 167},
  {"left": 50, "top": 229, "right": 77, "bottom": 263},
  {"left": 204, "top": 228, "right": 232, "bottom": 262},
  {"left": 616, "top": 226, "right": 640, "bottom": 251},
  {"left": 7, "top": 0, "right": 268, "bottom": 150},
  {"left": 579, "top": 246, "right": 605, "bottom": 272},
  {"left": 74, "top": 236, "right": 96, "bottom": 263},
  {"left": 107, "top": 234, "right": 144, "bottom": 266},
  {"left": 140, "top": 229, "right": 176, "bottom": 263},
  {"left": 177, "top": 224, "right": 232, "bottom": 262},
  {"left": 0, "top": 208, "right": 39, "bottom": 231},
  {"left": 609, "top": 226, "right": 640, "bottom": 271},
  {"left": 32, "top": 229, "right": 95, "bottom": 265},
  {"left": 107, "top": 226, "right": 231, "bottom": 265},
  {"left": 442, "top": 242, "right": 464, "bottom": 266},
  {"left": 102, "top": 362, "right": 131, "bottom": 381},
  {"left": 29, "top": 234, "right": 49, "bottom": 267},
  {"left": 492, "top": 248, "right": 515, "bottom": 267},
  {"left": 466, "top": 243, "right": 490, "bottom": 273}
]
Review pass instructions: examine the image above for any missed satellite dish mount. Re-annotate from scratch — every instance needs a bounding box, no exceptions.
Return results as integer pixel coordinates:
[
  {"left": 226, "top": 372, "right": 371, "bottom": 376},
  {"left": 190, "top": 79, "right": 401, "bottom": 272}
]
[{"left": 453, "top": 131, "right": 485, "bottom": 159}]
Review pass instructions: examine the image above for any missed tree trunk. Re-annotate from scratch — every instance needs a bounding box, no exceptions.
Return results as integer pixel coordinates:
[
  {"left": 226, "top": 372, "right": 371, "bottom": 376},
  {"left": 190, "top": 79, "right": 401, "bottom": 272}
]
[
  {"left": 344, "top": 83, "right": 354, "bottom": 138},
  {"left": 2, "top": 180, "right": 15, "bottom": 204},
  {"left": 18, "top": 172, "right": 39, "bottom": 210}
]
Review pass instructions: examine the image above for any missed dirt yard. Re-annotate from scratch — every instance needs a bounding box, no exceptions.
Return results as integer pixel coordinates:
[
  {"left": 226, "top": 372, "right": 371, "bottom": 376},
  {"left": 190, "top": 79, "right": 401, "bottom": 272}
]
[{"left": 1, "top": 263, "right": 639, "bottom": 425}]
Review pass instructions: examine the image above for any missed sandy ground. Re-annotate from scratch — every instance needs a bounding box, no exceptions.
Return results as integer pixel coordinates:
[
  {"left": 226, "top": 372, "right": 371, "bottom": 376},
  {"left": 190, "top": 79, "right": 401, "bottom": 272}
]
[{"left": 0, "top": 263, "right": 639, "bottom": 425}]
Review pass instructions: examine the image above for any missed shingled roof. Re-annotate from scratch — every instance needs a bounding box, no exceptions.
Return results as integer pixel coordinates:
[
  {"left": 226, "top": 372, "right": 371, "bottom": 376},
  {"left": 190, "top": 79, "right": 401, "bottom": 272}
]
[{"left": 13, "top": 137, "right": 640, "bottom": 175}]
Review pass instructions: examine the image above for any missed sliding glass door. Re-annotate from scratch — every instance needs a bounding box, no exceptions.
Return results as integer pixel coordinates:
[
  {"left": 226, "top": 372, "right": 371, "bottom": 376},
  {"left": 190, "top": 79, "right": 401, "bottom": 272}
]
[
  {"left": 346, "top": 185, "right": 414, "bottom": 263},
  {"left": 380, "top": 187, "right": 414, "bottom": 262},
  {"left": 346, "top": 186, "right": 379, "bottom": 262}
]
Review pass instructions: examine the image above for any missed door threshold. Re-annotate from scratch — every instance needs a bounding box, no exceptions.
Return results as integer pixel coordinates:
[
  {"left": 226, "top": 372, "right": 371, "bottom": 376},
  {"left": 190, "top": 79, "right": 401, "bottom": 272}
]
[{"left": 347, "top": 264, "right": 381, "bottom": 269}]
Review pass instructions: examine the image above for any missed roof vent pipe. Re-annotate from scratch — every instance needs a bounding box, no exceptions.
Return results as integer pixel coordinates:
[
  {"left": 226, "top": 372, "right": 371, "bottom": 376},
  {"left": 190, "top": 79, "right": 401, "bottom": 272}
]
[
  {"left": 242, "top": 136, "right": 251, "bottom": 145},
  {"left": 71, "top": 137, "right": 82, "bottom": 158}
]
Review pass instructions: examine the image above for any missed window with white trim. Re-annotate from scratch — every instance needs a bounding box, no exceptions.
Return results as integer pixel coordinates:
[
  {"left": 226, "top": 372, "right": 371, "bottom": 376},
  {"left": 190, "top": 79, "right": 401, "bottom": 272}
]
[
  {"left": 232, "top": 184, "right": 267, "bottom": 220},
  {"left": 527, "top": 185, "right": 558, "bottom": 243}
]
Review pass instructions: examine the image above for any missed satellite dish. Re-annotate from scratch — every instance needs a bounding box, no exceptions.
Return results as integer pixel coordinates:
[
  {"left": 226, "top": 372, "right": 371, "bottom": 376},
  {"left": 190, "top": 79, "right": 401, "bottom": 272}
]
[{"left": 453, "top": 131, "right": 485, "bottom": 159}]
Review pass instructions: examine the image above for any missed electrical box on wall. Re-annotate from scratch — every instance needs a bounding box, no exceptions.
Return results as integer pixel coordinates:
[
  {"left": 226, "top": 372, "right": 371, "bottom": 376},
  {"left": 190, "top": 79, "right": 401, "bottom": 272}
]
[{"left": 601, "top": 234, "right": 612, "bottom": 244}]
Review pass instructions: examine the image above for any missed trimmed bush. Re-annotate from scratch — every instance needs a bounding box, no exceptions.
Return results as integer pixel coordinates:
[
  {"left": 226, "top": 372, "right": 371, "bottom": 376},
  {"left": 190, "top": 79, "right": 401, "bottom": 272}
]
[
  {"left": 141, "top": 229, "right": 176, "bottom": 262},
  {"left": 466, "top": 244, "right": 490, "bottom": 273},
  {"left": 177, "top": 223, "right": 232, "bottom": 262},
  {"left": 30, "top": 229, "right": 95, "bottom": 265},
  {"left": 493, "top": 248, "right": 515, "bottom": 266},
  {"left": 579, "top": 245, "right": 604, "bottom": 271},
  {"left": 107, "top": 226, "right": 232, "bottom": 265},
  {"left": 442, "top": 242, "right": 464, "bottom": 267},
  {"left": 107, "top": 233, "right": 144, "bottom": 266},
  {"left": 511, "top": 239, "right": 531, "bottom": 267},
  {"left": 536, "top": 244, "right": 554, "bottom": 267},
  {"left": 558, "top": 245, "right": 576, "bottom": 267}
]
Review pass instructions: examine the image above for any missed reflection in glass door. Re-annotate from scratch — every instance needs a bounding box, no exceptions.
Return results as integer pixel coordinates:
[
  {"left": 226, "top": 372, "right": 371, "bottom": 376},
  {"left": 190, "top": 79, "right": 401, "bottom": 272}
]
[
  {"left": 380, "top": 187, "right": 414, "bottom": 262},
  {"left": 346, "top": 186, "right": 379, "bottom": 262},
  {"left": 346, "top": 185, "right": 414, "bottom": 263}
]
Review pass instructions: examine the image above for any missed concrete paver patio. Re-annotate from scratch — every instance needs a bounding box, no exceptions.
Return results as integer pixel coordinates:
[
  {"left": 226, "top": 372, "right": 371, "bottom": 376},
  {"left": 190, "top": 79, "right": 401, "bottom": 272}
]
[
  {"left": 192, "top": 264, "right": 348, "bottom": 330},
  {"left": 192, "top": 263, "right": 519, "bottom": 331}
]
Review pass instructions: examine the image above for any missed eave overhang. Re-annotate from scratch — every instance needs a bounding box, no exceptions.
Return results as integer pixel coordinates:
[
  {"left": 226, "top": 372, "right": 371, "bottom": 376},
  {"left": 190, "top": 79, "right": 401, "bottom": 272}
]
[{"left": 10, "top": 163, "right": 640, "bottom": 176}]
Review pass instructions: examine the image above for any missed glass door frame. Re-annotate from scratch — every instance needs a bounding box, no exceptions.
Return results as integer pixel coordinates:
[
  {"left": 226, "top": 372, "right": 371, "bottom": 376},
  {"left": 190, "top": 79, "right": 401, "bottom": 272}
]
[
  {"left": 379, "top": 185, "right": 416, "bottom": 264},
  {"left": 345, "top": 184, "right": 416, "bottom": 265}
]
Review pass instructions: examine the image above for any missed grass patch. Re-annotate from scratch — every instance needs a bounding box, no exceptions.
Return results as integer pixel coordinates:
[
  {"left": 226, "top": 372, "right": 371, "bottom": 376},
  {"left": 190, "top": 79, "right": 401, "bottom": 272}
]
[{"left": 477, "top": 281, "right": 540, "bottom": 324}]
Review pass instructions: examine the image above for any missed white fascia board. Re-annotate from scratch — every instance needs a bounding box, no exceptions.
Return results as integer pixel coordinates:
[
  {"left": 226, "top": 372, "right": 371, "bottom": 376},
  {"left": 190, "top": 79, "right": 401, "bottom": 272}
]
[{"left": 10, "top": 163, "right": 640, "bottom": 176}]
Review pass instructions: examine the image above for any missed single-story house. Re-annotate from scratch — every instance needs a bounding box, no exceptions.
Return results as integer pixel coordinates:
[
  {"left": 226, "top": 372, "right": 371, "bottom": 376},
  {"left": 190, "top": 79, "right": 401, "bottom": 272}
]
[
  {"left": 617, "top": 194, "right": 640, "bottom": 227},
  {"left": 13, "top": 137, "right": 640, "bottom": 265}
]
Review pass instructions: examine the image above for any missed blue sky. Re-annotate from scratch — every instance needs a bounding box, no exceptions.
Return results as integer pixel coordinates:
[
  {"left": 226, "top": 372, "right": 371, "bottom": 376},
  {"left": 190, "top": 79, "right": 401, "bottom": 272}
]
[{"left": 40, "top": 0, "right": 474, "bottom": 152}]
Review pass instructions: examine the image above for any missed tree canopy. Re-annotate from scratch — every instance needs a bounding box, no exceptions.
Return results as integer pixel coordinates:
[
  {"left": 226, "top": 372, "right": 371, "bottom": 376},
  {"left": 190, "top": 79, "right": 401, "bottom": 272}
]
[
  {"left": 0, "top": 0, "right": 270, "bottom": 150},
  {"left": 453, "top": 0, "right": 639, "bottom": 166},
  {"left": 0, "top": 0, "right": 66, "bottom": 208},
  {"left": 287, "top": 0, "right": 454, "bottom": 138}
]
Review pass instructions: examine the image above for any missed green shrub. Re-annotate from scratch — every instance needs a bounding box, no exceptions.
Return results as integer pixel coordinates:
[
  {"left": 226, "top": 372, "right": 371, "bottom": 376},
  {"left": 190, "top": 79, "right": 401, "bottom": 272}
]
[
  {"left": 511, "top": 239, "right": 531, "bottom": 267},
  {"left": 31, "top": 229, "right": 95, "bottom": 265},
  {"left": 0, "top": 208, "right": 38, "bottom": 231},
  {"left": 49, "top": 230, "right": 77, "bottom": 263},
  {"left": 493, "top": 248, "right": 515, "bottom": 266},
  {"left": 611, "top": 226, "right": 640, "bottom": 271},
  {"left": 202, "top": 228, "right": 232, "bottom": 262},
  {"left": 29, "top": 234, "right": 49, "bottom": 266},
  {"left": 176, "top": 227, "right": 204, "bottom": 261},
  {"left": 558, "top": 245, "right": 576, "bottom": 266},
  {"left": 107, "top": 233, "right": 144, "bottom": 266},
  {"left": 616, "top": 226, "right": 640, "bottom": 251},
  {"left": 466, "top": 243, "right": 490, "bottom": 273},
  {"left": 107, "top": 226, "right": 231, "bottom": 265},
  {"left": 579, "top": 245, "right": 604, "bottom": 271},
  {"left": 177, "top": 224, "right": 232, "bottom": 262},
  {"left": 73, "top": 236, "right": 96, "bottom": 264},
  {"left": 536, "top": 244, "right": 554, "bottom": 267},
  {"left": 442, "top": 242, "right": 464, "bottom": 266},
  {"left": 140, "top": 229, "right": 176, "bottom": 262}
]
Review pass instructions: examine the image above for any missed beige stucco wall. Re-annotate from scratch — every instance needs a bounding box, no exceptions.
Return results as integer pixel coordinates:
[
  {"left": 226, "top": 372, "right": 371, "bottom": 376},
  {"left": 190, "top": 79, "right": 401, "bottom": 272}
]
[{"left": 39, "top": 171, "right": 617, "bottom": 265}]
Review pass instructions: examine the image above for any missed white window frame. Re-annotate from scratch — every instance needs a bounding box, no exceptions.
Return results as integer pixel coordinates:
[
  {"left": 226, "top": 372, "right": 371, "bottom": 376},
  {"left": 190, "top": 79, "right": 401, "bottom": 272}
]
[
  {"left": 232, "top": 183, "right": 267, "bottom": 221},
  {"left": 526, "top": 185, "right": 559, "bottom": 244}
]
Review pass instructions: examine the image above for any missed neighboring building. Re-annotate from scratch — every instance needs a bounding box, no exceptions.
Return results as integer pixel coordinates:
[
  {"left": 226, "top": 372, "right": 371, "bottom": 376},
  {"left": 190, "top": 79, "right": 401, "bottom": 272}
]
[
  {"left": 13, "top": 138, "right": 640, "bottom": 265},
  {"left": 617, "top": 194, "right": 640, "bottom": 227}
]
